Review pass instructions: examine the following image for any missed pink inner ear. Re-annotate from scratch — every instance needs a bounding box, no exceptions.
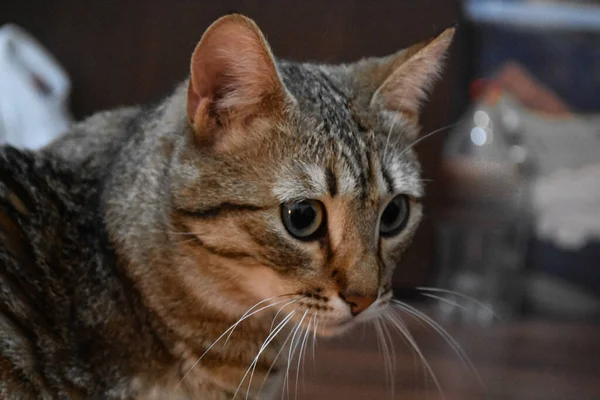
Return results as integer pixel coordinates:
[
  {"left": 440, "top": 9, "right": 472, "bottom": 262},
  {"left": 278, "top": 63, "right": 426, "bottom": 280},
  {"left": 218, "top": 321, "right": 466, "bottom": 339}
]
[{"left": 188, "top": 16, "right": 281, "bottom": 116}]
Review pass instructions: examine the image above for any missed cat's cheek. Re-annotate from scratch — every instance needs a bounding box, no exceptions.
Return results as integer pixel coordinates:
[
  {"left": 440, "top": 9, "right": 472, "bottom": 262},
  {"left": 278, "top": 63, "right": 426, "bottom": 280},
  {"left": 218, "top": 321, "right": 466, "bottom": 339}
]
[{"left": 235, "top": 263, "right": 299, "bottom": 301}]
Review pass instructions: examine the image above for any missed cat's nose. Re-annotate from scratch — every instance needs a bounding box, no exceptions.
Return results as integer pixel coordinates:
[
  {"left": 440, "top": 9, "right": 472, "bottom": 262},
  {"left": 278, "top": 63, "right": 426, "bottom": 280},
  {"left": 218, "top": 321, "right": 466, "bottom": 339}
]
[{"left": 339, "top": 291, "right": 377, "bottom": 316}]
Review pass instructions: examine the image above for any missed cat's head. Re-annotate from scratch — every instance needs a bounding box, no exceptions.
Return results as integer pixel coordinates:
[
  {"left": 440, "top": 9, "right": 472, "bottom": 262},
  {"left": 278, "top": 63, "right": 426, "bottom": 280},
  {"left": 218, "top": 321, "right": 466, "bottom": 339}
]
[{"left": 170, "top": 14, "right": 453, "bottom": 336}]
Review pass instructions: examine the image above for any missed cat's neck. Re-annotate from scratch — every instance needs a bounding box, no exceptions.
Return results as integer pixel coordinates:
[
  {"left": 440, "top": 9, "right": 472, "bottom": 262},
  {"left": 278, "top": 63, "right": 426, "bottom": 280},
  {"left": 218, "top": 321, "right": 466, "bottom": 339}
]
[{"left": 101, "top": 83, "right": 187, "bottom": 267}]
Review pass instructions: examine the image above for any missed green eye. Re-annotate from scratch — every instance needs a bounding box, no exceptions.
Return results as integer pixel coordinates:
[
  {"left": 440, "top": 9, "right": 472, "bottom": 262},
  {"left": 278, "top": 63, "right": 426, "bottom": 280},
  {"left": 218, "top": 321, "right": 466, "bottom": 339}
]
[
  {"left": 379, "top": 195, "right": 409, "bottom": 237},
  {"left": 281, "top": 200, "right": 325, "bottom": 240}
]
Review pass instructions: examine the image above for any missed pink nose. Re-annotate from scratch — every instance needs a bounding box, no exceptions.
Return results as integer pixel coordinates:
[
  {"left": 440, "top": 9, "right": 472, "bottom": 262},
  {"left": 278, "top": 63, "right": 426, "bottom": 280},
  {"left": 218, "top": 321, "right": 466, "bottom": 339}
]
[{"left": 340, "top": 292, "right": 377, "bottom": 315}]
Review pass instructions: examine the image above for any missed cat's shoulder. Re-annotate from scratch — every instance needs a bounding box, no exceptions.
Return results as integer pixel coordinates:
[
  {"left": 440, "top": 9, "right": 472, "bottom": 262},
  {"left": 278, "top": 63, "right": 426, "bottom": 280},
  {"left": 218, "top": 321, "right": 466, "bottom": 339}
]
[
  {"left": 0, "top": 147, "right": 97, "bottom": 253},
  {"left": 0, "top": 147, "right": 102, "bottom": 398},
  {"left": 45, "top": 105, "right": 142, "bottom": 167}
]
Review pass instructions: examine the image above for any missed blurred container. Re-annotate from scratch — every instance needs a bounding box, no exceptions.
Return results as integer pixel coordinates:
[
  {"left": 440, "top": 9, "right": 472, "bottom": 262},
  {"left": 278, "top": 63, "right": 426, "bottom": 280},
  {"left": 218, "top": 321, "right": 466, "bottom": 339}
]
[
  {"left": 434, "top": 84, "right": 534, "bottom": 325},
  {"left": 431, "top": 0, "right": 600, "bottom": 324}
]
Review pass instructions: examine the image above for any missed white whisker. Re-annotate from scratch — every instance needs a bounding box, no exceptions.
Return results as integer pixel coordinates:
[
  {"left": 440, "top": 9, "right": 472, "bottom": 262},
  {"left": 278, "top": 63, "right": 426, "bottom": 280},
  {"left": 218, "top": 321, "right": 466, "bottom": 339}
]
[
  {"left": 374, "top": 319, "right": 391, "bottom": 396},
  {"left": 269, "top": 297, "right": 304, "bottom": 333},
  {"left": 256, "top": 319, "right": 298, "bottom": 398},
  {"left": 382, "top": 83, "right": 410, "bottom": 161},
  {"left": 283, "top": 310, "right": 308, "bottom": 399},
  {"left": 225, "top": 296, "right": 303, "bottom": 347},
  {"left": 417, "top": 287, "right": 501, "bottom": 321},
  {"left": 421, "top": 292, "right": 474, "bottom": 314},
  {"left": 167, "top": 231, "right": 198, "bottom": 236},
  {"left": 384, "top": 307, "right": 446, "bottom": 400},
  {"left": 295, "top": 316, "right": 312, "bottom": 399},
  {"left": 244, "top": 301, "right": 302, "bottom": 400},
  {"left": 311, "top": 313, "right": 318, "bottom": 372},
  {"left": 391, "top": 299, "right": 484, "bottom": 389},
  {"left": 232, "top": 310, "right": 296, "bottom": 400},
  {"left": 421, "top": 292, "right": 498, "bottom": 324},
  {"left": 398, "top": 123, "right": 457, "bottom": 157},
  {"left": 381, "top": 318, "right": 397, "bottom": 399},
  {"left": 178, "top": 294, "right": 297, "bottom": 387},
  {"left": 382, "top": 116, "right": 397, "bottom": 161}
]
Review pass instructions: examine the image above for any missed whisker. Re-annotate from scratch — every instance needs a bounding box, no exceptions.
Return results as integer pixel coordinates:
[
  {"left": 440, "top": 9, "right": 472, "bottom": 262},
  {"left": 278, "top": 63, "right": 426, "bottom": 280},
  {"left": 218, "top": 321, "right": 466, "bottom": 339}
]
[
  {"left": 256, "top": 318, "right": 298, "bottom": 398},
  {"left": 384, "top": 311, "right": 420, "bottom": 390},
  {"left": 244, "top": 301, "right": 302, "bottom": 400},
  {"left": 373, "top": 317, "right": 384, "bottom": 369},
  {"left": 311, "top": 313, "right": 318, "bottom": 372},
  {"left": 372, "top": 319, "right": 389, "bottom": 399},
  {"left": 397, "top": 312, "right": 425, "bottom": 386},
  {"left": 301, "top": 315, "right": 314, "bottom": 388},
  {"left": 381, "top": 318, "right": 397, "bottom": 400},
  {"left": 172, "top": 237, "right": 201, "bottom": 246},
  {"left": 382, "top": 82, "right": 410, "bottom": 161},
  {"left": 178, "top": 293, "right": 297, "bottom": 387},
  {"left": 382, "top": 115, "right": 398, "bottom": 161},
  {"left": 383, "top": 308, "right": 446, "bottom": 400},
  {"left": 374, "top": 318, "right": 393, "bottom": 398},
  {"left": 391, "top": 300, "right": 484, "bottom": 389},
  {"left": 399, "top": 298, "right": 481, "bottom": 383},
  {"left": 269, "top": 297, "right": 304, "bottom": 333},
  {"left": 421, "top": 292, "right": 498, "bottom": 324},
  {"left": 232, "top": 310, "right": 296, "bottom": 400},
  {"left": 295, "top": 316, "right": 312, "bottom": 400},
  {"left": 417, "top": 287, "right": 502, "bottom": 321},
  {"left": 398, "top": 123, "right": 458, "bottom": 157},
  {"left": 148, "top": 229, "right": 197, "bottom": 236},
  {"left": 222, "top": 296, "right": 298, "bottom": 348},
  {"left": 167, "top": 231, "right": 198, "bottom": 236},
  {"left": 284, "top": 310, "right": 309, "bottom": 399}
]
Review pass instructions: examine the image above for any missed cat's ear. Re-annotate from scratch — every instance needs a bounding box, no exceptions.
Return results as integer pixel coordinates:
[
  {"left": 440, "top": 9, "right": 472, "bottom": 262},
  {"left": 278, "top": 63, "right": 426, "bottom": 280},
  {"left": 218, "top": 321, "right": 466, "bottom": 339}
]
[
  {"left": 369, "top": 27, "right": 455, "bottom": 123},
  {"left": 187, "top": 14, "right": 287, "bottom": 147}
]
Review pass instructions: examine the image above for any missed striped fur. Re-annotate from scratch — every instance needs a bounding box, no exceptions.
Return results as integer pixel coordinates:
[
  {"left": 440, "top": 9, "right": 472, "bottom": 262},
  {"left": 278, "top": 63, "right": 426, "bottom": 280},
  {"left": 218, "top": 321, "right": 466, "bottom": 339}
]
[{"left": 0, "top": 14, "right": 453, "bottom": 399}]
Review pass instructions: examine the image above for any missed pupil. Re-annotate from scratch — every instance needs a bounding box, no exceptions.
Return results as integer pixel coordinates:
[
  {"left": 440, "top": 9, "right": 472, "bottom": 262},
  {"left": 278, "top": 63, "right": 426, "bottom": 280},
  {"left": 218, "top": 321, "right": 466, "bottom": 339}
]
[
  {"left": 382, "top": 203, "right": 399, "bottom": 227},
  {"left": 291, "top": 203, "right": 315, "bottom": 229}
]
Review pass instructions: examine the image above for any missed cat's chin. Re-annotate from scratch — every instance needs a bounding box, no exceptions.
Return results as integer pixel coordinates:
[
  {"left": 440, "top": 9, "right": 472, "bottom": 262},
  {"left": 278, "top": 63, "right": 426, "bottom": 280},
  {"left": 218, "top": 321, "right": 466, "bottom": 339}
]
[
  {"left": 312, "top": 300, "right": 392, "bottom": 337},
  {"left": 313, "top": 316, "right": 361, "bottom": 337}
]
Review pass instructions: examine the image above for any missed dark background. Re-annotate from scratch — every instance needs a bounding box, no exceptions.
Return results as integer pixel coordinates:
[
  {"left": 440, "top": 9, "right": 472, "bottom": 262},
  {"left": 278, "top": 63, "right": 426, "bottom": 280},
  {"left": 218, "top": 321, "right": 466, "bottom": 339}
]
[{"left": 1, "top": 0, "right": 463, "bottom": 289}]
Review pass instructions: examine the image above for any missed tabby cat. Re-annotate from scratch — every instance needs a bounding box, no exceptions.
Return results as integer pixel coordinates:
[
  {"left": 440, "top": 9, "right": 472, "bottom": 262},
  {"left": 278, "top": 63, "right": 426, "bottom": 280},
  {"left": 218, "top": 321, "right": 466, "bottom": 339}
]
[{"left": 0, "top": 14, "right": 453, "bottom": 399}]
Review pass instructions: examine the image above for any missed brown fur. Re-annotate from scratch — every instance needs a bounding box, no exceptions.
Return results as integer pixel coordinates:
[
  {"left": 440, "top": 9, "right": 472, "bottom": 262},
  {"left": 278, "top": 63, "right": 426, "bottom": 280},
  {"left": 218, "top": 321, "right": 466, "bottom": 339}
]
[{"left": 0, "top": 14, "right": 453, "bottom": 399}]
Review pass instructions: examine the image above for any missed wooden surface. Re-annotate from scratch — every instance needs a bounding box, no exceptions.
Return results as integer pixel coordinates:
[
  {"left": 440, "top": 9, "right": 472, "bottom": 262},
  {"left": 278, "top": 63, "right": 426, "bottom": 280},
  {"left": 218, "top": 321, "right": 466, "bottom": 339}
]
[{"left": 284, "top": 307, "right": 600, "bottom": 400}]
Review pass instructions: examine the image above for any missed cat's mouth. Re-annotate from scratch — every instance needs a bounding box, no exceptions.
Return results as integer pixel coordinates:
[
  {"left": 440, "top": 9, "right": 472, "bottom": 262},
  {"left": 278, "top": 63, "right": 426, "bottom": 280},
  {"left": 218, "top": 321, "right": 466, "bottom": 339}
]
[
  {"left": 263, "top": 290, "right": 393, "bottom": 337},
  {"left": 307, "top": 298, "right": 392, "bottom": 337}
]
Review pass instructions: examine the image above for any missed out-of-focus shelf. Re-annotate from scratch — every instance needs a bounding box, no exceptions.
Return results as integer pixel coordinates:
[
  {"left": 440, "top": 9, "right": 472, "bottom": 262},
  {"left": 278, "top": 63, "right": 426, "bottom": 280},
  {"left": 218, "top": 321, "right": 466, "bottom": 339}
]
[{"left": 465, "top": 0, "right": 600, "bottom": 31}]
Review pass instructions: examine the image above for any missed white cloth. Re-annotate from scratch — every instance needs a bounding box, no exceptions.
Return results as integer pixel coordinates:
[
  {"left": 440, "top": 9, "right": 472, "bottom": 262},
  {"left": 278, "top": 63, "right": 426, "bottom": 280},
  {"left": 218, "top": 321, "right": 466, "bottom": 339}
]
[
  {"left": 0, "top": 24, "right": 71, "bottom": 149},
  {"left": 534, "top": 163, "right": 600, "bottom": 249}
]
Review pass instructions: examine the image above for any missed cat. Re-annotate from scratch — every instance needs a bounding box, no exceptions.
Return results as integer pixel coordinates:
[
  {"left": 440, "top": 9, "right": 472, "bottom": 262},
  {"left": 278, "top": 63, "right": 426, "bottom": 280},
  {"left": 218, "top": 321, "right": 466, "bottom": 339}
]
[{"left": 0, "top": 14, "right": 453, "bottom": 400}]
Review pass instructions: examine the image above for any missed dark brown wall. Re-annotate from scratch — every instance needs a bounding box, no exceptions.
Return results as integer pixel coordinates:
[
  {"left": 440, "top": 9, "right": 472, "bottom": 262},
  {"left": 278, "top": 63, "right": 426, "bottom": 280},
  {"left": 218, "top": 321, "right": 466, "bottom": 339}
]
[{"left": 1, "top": 0, "right": 462, "bottom": 288}]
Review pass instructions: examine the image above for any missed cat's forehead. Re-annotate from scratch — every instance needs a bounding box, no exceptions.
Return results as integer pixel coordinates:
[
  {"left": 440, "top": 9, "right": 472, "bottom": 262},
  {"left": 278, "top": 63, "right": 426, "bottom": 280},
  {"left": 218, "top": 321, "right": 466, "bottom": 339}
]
[
  {"left": 274, "top": 61, "right": 422, "bottom": 201},
  {"left": 278, "top": 61, "right": 361, "bottom": 136},
  {"left": 277, "top": 61, "right": 415, "bottom": 155}
]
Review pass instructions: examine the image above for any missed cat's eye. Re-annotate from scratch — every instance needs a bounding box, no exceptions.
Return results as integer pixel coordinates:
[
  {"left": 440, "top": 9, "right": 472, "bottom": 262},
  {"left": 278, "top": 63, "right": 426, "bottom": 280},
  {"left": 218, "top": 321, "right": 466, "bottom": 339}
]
[
  {"left": 379, "top": 195, "right": 410, "bottom": 237},
  {"left": 281, "top": 200, "right": 325, "bottom": 240}
]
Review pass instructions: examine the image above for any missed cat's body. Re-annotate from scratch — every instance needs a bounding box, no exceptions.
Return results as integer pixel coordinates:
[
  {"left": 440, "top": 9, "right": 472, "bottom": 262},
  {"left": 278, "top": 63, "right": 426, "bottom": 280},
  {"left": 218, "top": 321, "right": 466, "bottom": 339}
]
[
  {"left": 0, "top": 15, "right": 453, "bottom": 399},
  {"left": 0, "top": 88, "right": 290, "bottom": 399}
]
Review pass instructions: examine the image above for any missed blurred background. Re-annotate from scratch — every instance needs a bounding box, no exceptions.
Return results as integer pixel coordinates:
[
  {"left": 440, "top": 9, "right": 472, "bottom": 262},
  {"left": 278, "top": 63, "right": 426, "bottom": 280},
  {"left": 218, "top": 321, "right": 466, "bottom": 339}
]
[{"left": 1, "top": 0, "right": 600, "bottom": 399}]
